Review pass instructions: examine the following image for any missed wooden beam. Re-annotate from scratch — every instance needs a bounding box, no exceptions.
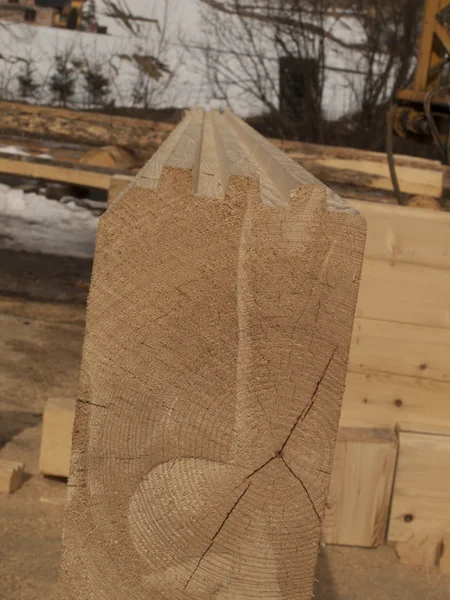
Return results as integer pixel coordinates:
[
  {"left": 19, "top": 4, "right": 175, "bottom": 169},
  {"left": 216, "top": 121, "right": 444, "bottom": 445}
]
[
  {"left": 0, "top": 101, "right": 176, "bottom": 153},
  {"left": 349, "top": 200, "right": 450, "bottom": 271},
  {"left": 355, "top": 259, "right": 450, "bottom": 329},
  {"left": 349, "top": 317, "right": 450, "bottom": 382},
  {"left": 0, "top": 153, "right": 120, "bottom": 189},
  {"left": 273, "top": 139, "right": 445, "bottom": 199},
  {"left": 39, "top": 397, "right": 76, "bottom": 478},
  {"left": 341, "top": 371, "right": 450, "bottom": 431},
  {"left": 323, "top": 428, "right": 397, "bottom": 548},
  {"left": 58, "top": 109, "right": 366, "bottom": 600},
  {"left": 0, "top": 460, "right": 24, "bottom": 494},
  {"left": 388, "top": 423, "right": 450, "bottom": 567}
]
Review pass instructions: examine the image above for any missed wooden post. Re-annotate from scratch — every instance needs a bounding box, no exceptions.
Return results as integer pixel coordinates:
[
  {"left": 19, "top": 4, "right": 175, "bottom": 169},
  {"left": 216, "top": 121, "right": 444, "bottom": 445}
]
[
  {"left": 39, "top": 397, "right": 76, "bottom": 478},
  {"left": 323, "top": 428, "right": 398, "bottom": 547},
  {"left": 58, "top": 109, "right": 366, "bottom": 600}
]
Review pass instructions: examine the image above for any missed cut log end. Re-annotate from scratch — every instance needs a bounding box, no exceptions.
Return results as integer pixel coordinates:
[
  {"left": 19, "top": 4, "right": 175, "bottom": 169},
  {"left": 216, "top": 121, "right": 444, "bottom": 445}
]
[{"left": 58, "top": 109, "right": 366, "bottom": 600}]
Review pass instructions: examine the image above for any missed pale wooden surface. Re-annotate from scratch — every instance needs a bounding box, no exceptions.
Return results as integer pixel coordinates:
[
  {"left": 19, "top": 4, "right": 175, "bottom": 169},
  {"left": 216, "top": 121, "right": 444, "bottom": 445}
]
[
  {"left": 323, "top": 428, "right": 397, "bottom": 548},
  {"left": 0, "top": 460, "right": 25, "bottom": 494},
  {"left": 349, "top": 317, "right": 450, "bottom": 382},
  {"left": 395, "top": 533, "right": 443, "bottom": 567},
  {"left": 274, "top": 140, "right": 445, "bottom": 198},
  {"left": 341, "top": 371, "right": 450, "bottom": 430},
  {"left": 58, "top": 109, "right": 366, "bottom": 600},
  {"left": 339, "top": 200, "right": 450, "bottom": 431},
  {"left": 355, "top": 259, "right": 450, "bottom": 329},
  {"left": 388, "top": 425, "right": 450, "bottom": 566},
  {"left": 39, "top": 397, "right": 76, "bottom": 478},
  {"left": 0, "top": 154, "right": 113, "bottom": 189},
  {"left": 349, "top": 200, "right": 450, "bottom": 270}
]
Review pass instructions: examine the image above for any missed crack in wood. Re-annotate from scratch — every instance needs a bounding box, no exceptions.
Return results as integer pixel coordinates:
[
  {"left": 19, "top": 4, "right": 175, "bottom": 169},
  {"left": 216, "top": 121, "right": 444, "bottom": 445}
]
[
  {"left": 280, "top": 456, "right": 321, "bottom": 523},
  {"left": 184, "top": 482, "right": 252, "bottom": 590},
  {"left": 279, "top": 345, "right": 338, "bottom": 455}
]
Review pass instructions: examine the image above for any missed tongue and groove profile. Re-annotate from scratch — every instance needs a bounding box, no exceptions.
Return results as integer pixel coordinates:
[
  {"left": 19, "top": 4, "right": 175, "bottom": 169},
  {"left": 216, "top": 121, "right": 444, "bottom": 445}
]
[{"left": 58, "top": 109, "right": 366, "bottom": 600}]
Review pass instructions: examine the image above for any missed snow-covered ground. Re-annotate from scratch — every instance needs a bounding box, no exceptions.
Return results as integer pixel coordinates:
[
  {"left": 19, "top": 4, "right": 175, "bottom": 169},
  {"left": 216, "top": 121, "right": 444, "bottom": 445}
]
[{"left": 0, "top": 185, "right": 98, "bottom": 258}]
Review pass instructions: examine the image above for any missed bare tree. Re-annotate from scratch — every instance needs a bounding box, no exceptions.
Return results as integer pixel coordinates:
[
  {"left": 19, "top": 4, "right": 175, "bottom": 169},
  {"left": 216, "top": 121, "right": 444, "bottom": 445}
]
[
  {"left": 341, "top": 0, "right": 423, "bottom": 149},
  {"left": 102, "top": 0, "right": 160, "bottom": 36},
  {"left": 186, "top": 0, "right": 423, "bottom": 147},
  {"left": 103, "top": 0, "right": 181, "bottom": 110}
]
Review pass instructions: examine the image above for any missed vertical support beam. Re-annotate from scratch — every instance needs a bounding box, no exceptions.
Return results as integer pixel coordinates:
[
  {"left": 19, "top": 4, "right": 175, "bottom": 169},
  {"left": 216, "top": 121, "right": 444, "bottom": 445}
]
[
  {"left": 323, "top": 428, "right": 398, "bottom": 547},
  {"left": 58, "top": 109, "right": 366, "bottom": 600}
]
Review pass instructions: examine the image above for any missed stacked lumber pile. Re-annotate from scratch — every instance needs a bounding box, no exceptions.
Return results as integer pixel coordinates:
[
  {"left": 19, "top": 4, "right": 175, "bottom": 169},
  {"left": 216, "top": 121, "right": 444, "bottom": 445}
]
[
  {"left": 274, "top": 139, "right": 447, "bottom": 208},
  {"left": 0, "top": 101, "right": 174, "bottom": 155},
  {"left": 56, "top": 109, "right": 366, "bottom": 600},
  {"left": 324, "top": 200, "right": 450, "bottom": 570},
  {"left": 30, "top": 103, "right": 450, "bottom": 575},
  {"left": 0, "top": 100, "right": 447, "bottom": 210}
]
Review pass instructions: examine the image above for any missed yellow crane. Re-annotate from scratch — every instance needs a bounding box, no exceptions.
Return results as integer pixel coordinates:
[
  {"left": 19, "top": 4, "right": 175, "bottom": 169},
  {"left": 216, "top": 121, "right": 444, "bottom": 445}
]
[{"left": 387, "top": 0, "right": 450, "bottom": 205}]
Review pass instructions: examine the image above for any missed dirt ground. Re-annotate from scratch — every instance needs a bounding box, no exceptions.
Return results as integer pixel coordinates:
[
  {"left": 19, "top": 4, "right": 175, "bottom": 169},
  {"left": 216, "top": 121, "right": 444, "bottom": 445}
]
[{"left": 1, "top": 278, "right": 450, "bottom": 599}]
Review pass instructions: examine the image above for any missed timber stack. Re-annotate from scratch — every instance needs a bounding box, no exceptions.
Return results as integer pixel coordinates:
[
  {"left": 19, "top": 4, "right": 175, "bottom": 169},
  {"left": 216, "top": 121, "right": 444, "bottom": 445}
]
[
  {"left": 57, "top": 109, "right": 366, "bottom": 599},
  {"left": 0, "top": 101, "right": 174, "bottom": 156}
]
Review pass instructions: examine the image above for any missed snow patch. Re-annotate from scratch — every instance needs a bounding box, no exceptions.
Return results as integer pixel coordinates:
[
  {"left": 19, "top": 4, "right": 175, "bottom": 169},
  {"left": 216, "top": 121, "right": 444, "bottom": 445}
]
[{"left": 0, "top": 185, "right": 98, "bottom": 258}]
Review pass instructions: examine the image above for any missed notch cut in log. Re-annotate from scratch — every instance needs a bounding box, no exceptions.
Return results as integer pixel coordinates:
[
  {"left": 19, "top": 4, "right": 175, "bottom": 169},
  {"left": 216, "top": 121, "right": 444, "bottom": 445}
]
[{"left": 58, "top": 108, "right": 366, "bottom": 600}]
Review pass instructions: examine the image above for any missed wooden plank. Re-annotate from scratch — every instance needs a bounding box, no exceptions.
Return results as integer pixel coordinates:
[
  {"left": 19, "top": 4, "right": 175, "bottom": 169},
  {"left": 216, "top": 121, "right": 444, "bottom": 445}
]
[
  {"left": 273, "top": 139, "right": 445, "bottom": 198},
  {"left": 388, "top": 425, "right": 450, "bottom": 566},
  {"left": 0, "top": 100, "right": 176, "bottom": 153},
  {"left": 0, "top": 460, "right": 24, "bottom": 494},
  {"left": 39, "top": 397, "right": 75, "bottom": 478},
  {"left": 355, "top": 259, "right": 450, "bottom": 329},
  {"left": 349, "top": 200, "right": 450, "bottom": 271},
  {"left": 273, "top": 139, "right": 445, "bottom": 171},
  {"left": 340, "top": 371, "right": 450, "bottom": 431},
  {"left": 322, "top": 428, "right": 397, "bottom": 548},
  {"left": 0, "top": 153, "right": 115, "bottom": 189},
  {"left": 395, "top": 533, "right": 443, "bottom": 567},
  {"left": 306, "top": 156, "right": 442, "bottom": 198},
  {"left": 58, "top": 109, "right": 366, "bottom": 600},
  {"left": 349, "top": 317, "right": 450, "bottom": 382}
]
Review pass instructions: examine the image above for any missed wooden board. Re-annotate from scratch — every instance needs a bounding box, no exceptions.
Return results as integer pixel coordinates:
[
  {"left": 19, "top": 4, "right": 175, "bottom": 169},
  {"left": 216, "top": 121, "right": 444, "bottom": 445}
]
[
  {"left": 0, "top": 153, "right": 117, "bottom": 189},
  {"left": 39, "top": 397, "right": 76, "bottom": 478},
  {"left": 388, "top": 424, "right": 450, "bottom": 566},
  {"left": 340, "top": 371, "right": 450, "bottom": 431},
  {"left": 355, "top": 259, "right": 450, "bottom": 329},
  {"left": 349, "top": 200, "right": 450, "bottom": 271},
  {"left": 273, "top": 140, "right": 445, "bottom": 198},
  {"left": 322, "top": 428, "right": 397, "bottom": 547},
  {"left": 349, "top": 317, "right": 450, "bottom": 382},
  {"left": 58, "top": 109, "right": 366, "bottom": 600},
  {"left": 0, "top": 460, "right": 24, "bottom": 494}
]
